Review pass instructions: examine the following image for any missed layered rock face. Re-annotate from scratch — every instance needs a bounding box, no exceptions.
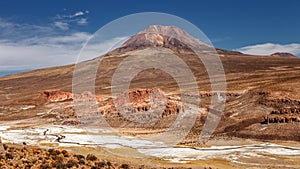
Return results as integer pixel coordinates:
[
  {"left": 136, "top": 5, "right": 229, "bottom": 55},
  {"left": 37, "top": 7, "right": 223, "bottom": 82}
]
[
  {"left": 38, "top": 90, "right": 102, "bottom": 125},
  {"left": 98, "top": 88, "right": 182, "bottom": 128},
  {"left": 37, "top": 88, "right": 183, "bottom": 128},
  {"left": 263, "top": 107, "right": 300, "bottom": 124},
  {"left": 259, "top": 92, "right": 300, "bottom": 124}
]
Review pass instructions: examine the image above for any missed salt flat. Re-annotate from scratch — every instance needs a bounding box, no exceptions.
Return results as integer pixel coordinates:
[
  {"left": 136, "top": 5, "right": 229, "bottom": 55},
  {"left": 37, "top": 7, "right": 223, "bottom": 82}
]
[{"left": 1, "top": 125, "right": 300, "bottom": 167}]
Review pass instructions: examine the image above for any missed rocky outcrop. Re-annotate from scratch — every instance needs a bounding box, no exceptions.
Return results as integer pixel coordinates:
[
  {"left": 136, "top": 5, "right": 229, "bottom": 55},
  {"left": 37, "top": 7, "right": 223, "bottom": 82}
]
[
  {"left": 43, "top": 90, "right": 73, "bottom": 103},
  {"left": 41, "top": 90, "right": 102, "bottom": 103},
  {"left": 100, "top": 88, "right": 181, "bottom": 117},
  {"left": 114, "top": 88, "right": 166, "bottom": 106},
  {"left": 270, "top": 107, "right": 300, "bottom": 115},
  {"left": 73, "top": 91, "right": 102, "bottom": 102},
  {"left": 40, "top": 105, "right": 79, "bottom": 125},
  {"left": 57, "top": 89, "right": 242, "bottom": 126},
  {"left": 96, "top": 88, "right": 184, "bottom": 128},
  {"left": 259, "top": 92, "right": 300, "bottom": 124},
  {"left": 263, "top": 107, "right": 300, "bottom": 123},
  {"left": 263, "top": 115, "right": 300, "bottom": 124},
  {"left": 258, "top": 93, "right": 300, "bottom": 108}
]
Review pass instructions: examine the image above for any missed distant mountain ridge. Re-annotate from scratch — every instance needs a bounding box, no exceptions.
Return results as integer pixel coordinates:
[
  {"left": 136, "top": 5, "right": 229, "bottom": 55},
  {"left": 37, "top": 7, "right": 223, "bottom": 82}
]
[{"left": 271, "top": 52, "right": 297, "bottom": 58}]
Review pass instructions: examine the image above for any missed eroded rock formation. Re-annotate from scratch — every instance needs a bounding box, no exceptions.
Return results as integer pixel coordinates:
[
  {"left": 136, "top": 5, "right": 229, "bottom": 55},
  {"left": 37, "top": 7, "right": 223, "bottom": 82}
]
[
  {"left": 99, "top": 88, "right": 182, "bottom": 119},
  {"left": 93, "top": 88, "right": 185, "bottom": 129},
  {"left": 39, "top": 88, "right": 245, "bottom": 127},
  {"left": 43, "top": 90, "right": 73, "bottom": 103},
  {"left": 41, "top": 90, "right": 102, "bottom": 103},
  {"left": 259, "top": 93, "right": 300, "bottom": 108},
  {"left": 259, "top": 92, "right": 300, "bottom": 124},
  {"left": 263, "top": 115, "right": 300, "bottom": 124},
  {"left": 271, "top": 107, "right": 300, "bottom": 115}
]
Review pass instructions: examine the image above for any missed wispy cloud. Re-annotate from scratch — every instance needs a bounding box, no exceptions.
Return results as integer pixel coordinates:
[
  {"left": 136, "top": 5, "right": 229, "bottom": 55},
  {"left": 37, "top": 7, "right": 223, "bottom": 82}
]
[
  {"left": 0, "top": 42, "right": 80, "bottom": 70},
  {"left": 0, "top": 18, "right": 53, "bottom": 39},
  {"left": 72, "top": 11, "right": 89, "bottom": 18},
  {"left": 53, "top": 10, "right": 89, "bottom": 30},
  {"left": 0, "top": 18, "right": 16, "bottom": 28},
  {"left": 73, "top": 11, "right": 85, "bottom": 17},
  {"left": 0, "top": 17, "right": 127, "bottom": 71},
  {"left": 55, "top": 10, "right": 89, "bottom": 19},
  {"left": 0, "top": 35, "right": 128, "bottom": 70},
  {"left": 54, "top": 21, "right": 69, "bottom": 30},
  {"left": 0, "top": 32, "right": 91, "bottom": 70},
  {"left": 235, "top": 43, "right": 300, "bottom": 56},
  {"left": 0, "top": 18, "right": 88, "bottom": 70},
  {"left": 77, "top": 18, "right": 88, "bottom": 25}
]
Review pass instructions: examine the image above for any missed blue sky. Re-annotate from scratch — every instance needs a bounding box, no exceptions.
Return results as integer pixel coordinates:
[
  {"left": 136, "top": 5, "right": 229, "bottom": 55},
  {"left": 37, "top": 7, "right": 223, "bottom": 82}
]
[{"left": 0, "top": 0, "right": 300, "bottom": 71}]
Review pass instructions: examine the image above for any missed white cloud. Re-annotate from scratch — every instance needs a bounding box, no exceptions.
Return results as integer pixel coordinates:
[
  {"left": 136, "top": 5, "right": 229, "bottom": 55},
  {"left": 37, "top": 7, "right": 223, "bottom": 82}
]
[
  {"left": 54, "top": 21, "right": 69, "bottom": 30},
  {"left": 77, "top": 18, "right": 88, "bottom": 25},
  {"left": 54, "top": 10, "right": 89, "bottom": 27},
  {"left": 0, "top": 35, "right": 129, "bottom": 71},
  {"left": 0, "top": 17, "right": 130, "bottom": 71},
  {"left": 46, "top": 32, "right": 90, "bottom": 44},
  {"left": 0, "top": 17, "right": 93, "bottom": 71},
  {"left": 0, "top": 18, "right": 53, "bottom": 39},
  {"left": 235, "top": 43, "right": 300, "bottom": 56},
  {"left": 57, "top": 10, "right": 89, "bottom": 19},
  {"left": 0, "top": 43, "right": 78, "bottom": 70},
  {"left": 0, "top": 19, "right": 16, "bottom": 28},
  {"left": 0, "top": 32, "right": 92, "bottom": 70},
  {"left": 73, "top": 11, "right": 85, "bottom": 17}
]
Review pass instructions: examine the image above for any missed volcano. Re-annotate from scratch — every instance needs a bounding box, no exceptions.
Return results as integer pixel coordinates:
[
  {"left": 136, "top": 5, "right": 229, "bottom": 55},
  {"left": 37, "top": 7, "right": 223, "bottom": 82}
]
[
  {"left": 121, "top": 25, "right": 208, "bottom": 49},
  {"left": 112, "top": 25, "right": 242, "bottom": 56}
]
